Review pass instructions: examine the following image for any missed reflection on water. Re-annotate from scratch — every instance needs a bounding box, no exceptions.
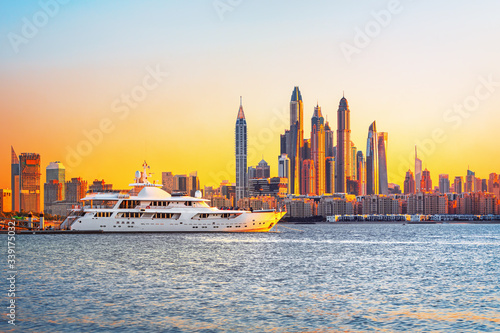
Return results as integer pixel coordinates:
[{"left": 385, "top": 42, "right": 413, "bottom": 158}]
[{"left": 2, "top": 224, "right": 500, "bottom": 332}]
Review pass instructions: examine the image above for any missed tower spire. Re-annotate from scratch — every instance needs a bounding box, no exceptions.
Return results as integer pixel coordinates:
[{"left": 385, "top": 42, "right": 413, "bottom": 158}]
[{"left": 237, "top": 96, "right": 245, "bottom": 119}]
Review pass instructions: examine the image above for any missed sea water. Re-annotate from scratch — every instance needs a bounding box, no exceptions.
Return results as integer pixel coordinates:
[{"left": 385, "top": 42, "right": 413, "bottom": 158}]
[{"left": 2, "top": 224, "right": 500, "bottom": 332}]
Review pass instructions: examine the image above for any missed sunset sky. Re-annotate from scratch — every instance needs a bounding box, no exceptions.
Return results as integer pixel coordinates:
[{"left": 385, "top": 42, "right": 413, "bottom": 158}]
[{"left": 1, "top": 0, "right": 499, "bottom": 192}]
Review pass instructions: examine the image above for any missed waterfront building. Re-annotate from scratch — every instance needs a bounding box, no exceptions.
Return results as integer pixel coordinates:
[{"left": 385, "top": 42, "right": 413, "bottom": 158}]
[
  {"left": 317, "top": 195, "right": 356, "bottom": 217},
  {"left": 404, "top": 170, "right": 416, "bottom": 194},
  {"left": 407, "top": 193, "right": 448, "bottom": 215},
  {"left": 10, "top": 146, "right": 20, "bottom": 212},
  {"left": 360, "top": 195, "right": 400, "bottom": 215},
  {"left": 366, "top": 121, "right": 378, "bottom": 195},
  {"left": 284, "top": 198, "right": 317, "bottom": 218},
  {"left": 0, "top": 189, "right": 12, "bottom": 213},
  {"left": 311, "top": 103, "right": 325, "bottom": 195},
  {"left": 439, "top": 174, "right": 450, "bottom": 194},
  {"left": 235, "top": 97, "right": 247, "bottom": 203},
  {"left": 335, "top": 95, "right": 352, "bottom": 193},
  {"left": 415, "top": 146, "right": 422, "bottom": 192},
  {"left": 378, "top": 132, "right": 388, "bottom": 195},
  {"left": 454, "top": 176, "right": 463, "bottom": 194},
  {"left": 421, "top": 169, "right": 432, "bottom": 192},
  {"left": 18, "top": 152, "right": 41, "bottom": 213},
  {"left": 457, "top": 192, "right": 498, "bottom": 215},
  {"left": 66, "top": 178, "right": 88, "bottom": 204}
]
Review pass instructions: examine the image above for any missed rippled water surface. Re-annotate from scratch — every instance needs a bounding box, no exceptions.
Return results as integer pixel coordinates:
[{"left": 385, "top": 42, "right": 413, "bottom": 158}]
[{"left": 2, "top": 224, "right": 500, "bottom": 332}]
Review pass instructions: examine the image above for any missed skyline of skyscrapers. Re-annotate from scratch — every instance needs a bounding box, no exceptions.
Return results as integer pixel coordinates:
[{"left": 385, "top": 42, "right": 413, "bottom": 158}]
[
  {"left": 4, "top": 89, "right": 499, "bottom": 216},
  {"left": 235, "top": 96, "right": 247, "bottom": 203}
]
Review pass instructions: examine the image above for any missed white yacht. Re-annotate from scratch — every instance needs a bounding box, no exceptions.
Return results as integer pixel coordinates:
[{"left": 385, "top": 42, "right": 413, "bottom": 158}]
[{"left": 61, "top": 162, "right": 285, "bottom": 232}]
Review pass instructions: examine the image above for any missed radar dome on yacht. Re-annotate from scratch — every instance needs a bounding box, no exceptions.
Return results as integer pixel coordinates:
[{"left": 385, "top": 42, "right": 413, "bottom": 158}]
[
  {"left": 135, "top": 171, "right": 141, "bottom": 179},
  {"left": 137, "top": 186, "right": 171, "bottom": 199},
  {"left": 195, "top": 190, "right": 202, "bottom": 198}
]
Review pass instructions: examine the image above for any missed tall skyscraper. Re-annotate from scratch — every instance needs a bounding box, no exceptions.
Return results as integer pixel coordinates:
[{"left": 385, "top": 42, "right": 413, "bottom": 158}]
[
  {"left": 311, "top": 103, "right": 325, "bottom": 195},
  {"left": 421, "top": 169, "right": 432, "bottom": 192},
  {"left": 377, "top": 132, "right": 388, "bottom": 195},
  {"left": 415, "top": 146, "right": 422, "bottom": 192},
  {"left": 235, "top": 97, "right": 247, "bottom": 203},
  {"left": 439, "top": 174, "right": 450, "bottom": 194},
  {"left": 366, "top": 121, "right": 378, "bottom": 195},
  {"left": 19, "top": 153, "right": 41, "bottom": 212},
  {"left": 404, "top": 169, "right": 416, "bottom": 194},
  {"left": 288, "top": 86, "right": 304, "bottom": 195},
  {"left": 335, "top": 95, "right": 352, "bottom": 193},
  {"left": 356, "top": 151, "right": 366, "bottom": 196},
  {"left": 11, "top": 146, "right": 20, "bottom": 212}
]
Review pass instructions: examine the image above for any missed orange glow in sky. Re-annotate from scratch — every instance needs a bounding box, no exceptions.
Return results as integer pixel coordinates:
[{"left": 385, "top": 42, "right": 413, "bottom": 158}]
[{"left": 1, "top": 1, "right": 499, "bottom": 192}]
